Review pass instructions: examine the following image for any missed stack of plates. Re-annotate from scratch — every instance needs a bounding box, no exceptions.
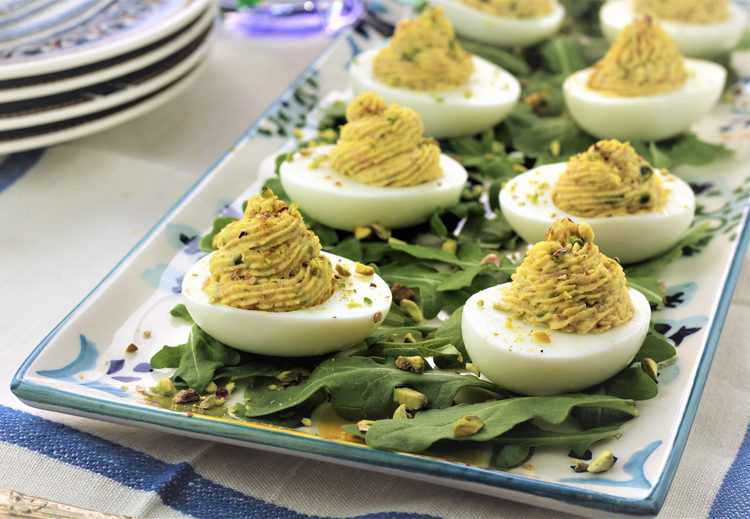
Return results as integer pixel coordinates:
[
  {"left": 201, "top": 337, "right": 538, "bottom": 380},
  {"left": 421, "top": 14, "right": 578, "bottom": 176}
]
[{"left": 0, "top": 0, "right": 216, "bottom": 154}]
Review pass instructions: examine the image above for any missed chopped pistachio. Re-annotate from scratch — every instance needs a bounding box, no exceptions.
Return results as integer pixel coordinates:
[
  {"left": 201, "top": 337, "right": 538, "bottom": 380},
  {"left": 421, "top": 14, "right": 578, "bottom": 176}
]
[
  {"left": 335, "top": 263, "right": 351, "bottom": 277},
  {"left": 354, "top": 226, "right": 373, "bottom": 240},
  {"left": 453, "top": 415, "right": 485, "bottom": 438},
  {"left": 301, "top": 417, "right": 313, "bottom": 427},
  {"left": 550, "top": 139, "right": 561, "bottom": 157},
  {"left": 570, "top": 461, "right": 589, "bottom": 473},
  {"left": 465, "top": 363, "right": 481, "bottom": 376},
  {"left": 394, "top": 355, "right": 426, "bottom": 374},
  {"left": 206, "top": 382, "right": 218, "bottom": 394},
  {"left": 512, "top": 163, "right": 527, "bottom": 173},
  {"left": 357, "top": 419, "right": 375, "bottom": 433},
  {"left": 480, "top": 253, "right": 500, "bottom": 266},
  {"left": 143, "top": 330, "right": 152, "bottom": 339},
  {"left": 152, "top": 378, "right": 176, "bottom": 396},
  {"left": 173, "top": 389, "right": 199, "bottom": 404},
  {"left": 392, "top": 403, "right": 414, "bottom": 420},
  {"left": 126, "top": 343, "right": 138, "bottom": 353},
  {"left": 355, "top": 262, "right": 375, "bottom": 276},
  {"left": 441, "top": 239, "right": 458, "bottom": 254},
  {"left": 198, "top": 394, "right": 226, "bottom": 410},
  {"left": 641, "top": 357, "right": 659, "bottom": 383},
  {"left": 393, "top": 387, "right": 428, "bottom": 411},
  {"left": 371, "top": 223, "right": 391, "bottom": 240},
  {"left": 587, "top": 451, "right": 617, "bottom": 473},
  {"left": 399, "top": 299, "right": 424, "bottom": 322},
  {"left": 276, "top": 368, "right": 309, "bottom": 385},
  {"left": 225, "top": 382, "right": 236, "bottom": 395},
  {"left": 391, "top": 283, "right": 416, "bottom": 304}
]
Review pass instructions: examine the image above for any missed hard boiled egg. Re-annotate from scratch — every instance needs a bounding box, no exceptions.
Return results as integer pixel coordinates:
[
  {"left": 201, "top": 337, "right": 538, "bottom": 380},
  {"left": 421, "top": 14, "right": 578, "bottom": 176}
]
[
  {"left": 600, "top": 0, "right": 747, "bottom": 58},
  {"left": 350, "top": 49, "right": 520, "bottom": 139},
  {"left": 430, "top": 0, "right": 565, "bottom": 47},
  {"left": 182, "top": 251, "right": 391, "bottom": 356},
  {"left": 462, "top": 283, "right": 650, "bottom": 395},
  {"left": 500, "top": 163, "right": 696, "bottom": 263},
  {"left": 564, "top": 59, "right": 725, "bottom": 141},
  {"left": 280, "top": 144, "right": 467, "bottom": 230}
]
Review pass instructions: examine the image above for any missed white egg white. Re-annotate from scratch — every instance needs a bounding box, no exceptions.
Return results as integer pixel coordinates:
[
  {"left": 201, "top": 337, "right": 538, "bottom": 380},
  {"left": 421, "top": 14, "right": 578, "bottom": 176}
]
[
  {"left": 462, "top": 283, "right": 651, "bottom": 395},
  {"left": 499, "top": 163, "right": 695, "bottom": 264},
  {"left": 182, "top": 252, "right": 391, "bottom": 356},
  {"left": 563, "top": 59, "right": 726, "bottom": 141},
  {"left": 600, "top": 0, "right": 748, "bottom": 58},
  {"left": 349, "top": 49, "right": 520, "bottom": 138},
  {"left": 280, "top": 144, "right": 468, "bottom": 230},
  {"left": 431, "top": 0, "right": 565, "bottom": 47}
]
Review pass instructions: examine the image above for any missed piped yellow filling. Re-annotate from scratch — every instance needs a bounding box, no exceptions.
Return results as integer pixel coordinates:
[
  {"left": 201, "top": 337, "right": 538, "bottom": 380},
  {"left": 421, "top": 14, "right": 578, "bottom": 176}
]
[
  {"left": 635, "top": 0, "right": 729, "bottom": 24},
  {"left": 460, "top": 0, "right": 554, "bottom": 18}
]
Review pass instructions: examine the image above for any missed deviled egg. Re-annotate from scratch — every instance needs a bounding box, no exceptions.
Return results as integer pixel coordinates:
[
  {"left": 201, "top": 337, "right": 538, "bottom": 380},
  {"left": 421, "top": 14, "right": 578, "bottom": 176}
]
[
  {"left": 280, "top": 92, "right": 468, "bottom": 230},
  {"left": 349, "top": 7, "right": 521, "bottom": 138},
  {"left": 462, "top": 219, "right": 651, "bottom": 395},
  {"left": 564, "top": 17, "right": 726, "bottom": 141},
  {"left": 601, "top": 0, "right": 747, "bottom": 58},
  {"left": 500, "top": 140, "right": 695, "bottom": 263},
  {"left": 182, "top": 191, "right": 391, "bottom": 356},
  {"left": 431, "top": 0, "right": 565, "bottom": 47}
]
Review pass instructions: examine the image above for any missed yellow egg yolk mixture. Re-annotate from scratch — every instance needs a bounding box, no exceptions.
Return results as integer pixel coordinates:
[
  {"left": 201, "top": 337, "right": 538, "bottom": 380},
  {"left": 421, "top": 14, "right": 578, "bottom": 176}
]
[
  {"left": 635, "top": 0, "right": 729, "bottom": 24},
  {"left": 587, "top": 17, "right": 687, "bottom": 96},
  {"left": 373, "top": 7, "right": 474, "bottom": 91},
  {"left": 552, "top": 140, "right": 666, "bottom": 217},
  {"left": 329, "top": 92, "right": 443, "bottom": 187},
  {"left": 206, "top": 191, "right": 335, "bottom": 311},
  {"left": 498, "top": 219, "right": 634, "bottom": 334},
  {"left": 460, "top": 0, "right": 554, "bottom": 18}
]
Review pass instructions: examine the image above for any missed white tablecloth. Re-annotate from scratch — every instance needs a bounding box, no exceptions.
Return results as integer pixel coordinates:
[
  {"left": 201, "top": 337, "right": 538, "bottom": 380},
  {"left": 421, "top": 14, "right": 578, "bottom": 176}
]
[{"left": 1, "top": 23, "right": 749, "bottom": 519}]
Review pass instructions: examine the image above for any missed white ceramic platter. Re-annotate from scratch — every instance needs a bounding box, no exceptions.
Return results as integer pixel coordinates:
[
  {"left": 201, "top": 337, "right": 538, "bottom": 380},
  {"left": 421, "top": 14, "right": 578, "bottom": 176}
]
[
  {"left": 0, "top": 4, "right": 216, "bottom": 103},
  {"left": 0, "top": 0, "right": 211, "bottom": 80},
  {"left": 0, "top": 26, "right": 213, "bottom": 131},
  {"left": 11, "top": 16, "right": 750, "bottom": 519}
]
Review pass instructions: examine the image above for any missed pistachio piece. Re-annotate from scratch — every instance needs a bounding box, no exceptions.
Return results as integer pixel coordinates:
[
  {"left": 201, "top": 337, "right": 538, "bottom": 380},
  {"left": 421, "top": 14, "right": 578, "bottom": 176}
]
[
  {"left": 441, "top": 239, "right": 457, "bottom": 254},
  {"left": 393, "top": 387, "right": 428, "bottom": 411},
  {"left": 587, "top": 451, "right": 617, "bottom": 473},
  {"left": 403, "top": 332, "right": 417, "bottom": 343},
  {"left": 399, "top": 299, "right": 424, "bottom": 322},
  {"left": 301, "top": 417, "right": 313, "bottom": 427},
  {"left": 453, "top": 415, "right": 485, "bottom": 438},
  {"left": 152, "top": 378, "right": 176, "bottom": 396},
  {"left": 570, "top": 461, "right": 589, "bottom": 473},
  {"left": 225, "top": 382, "right": 236, "bottom": 395},
  {"left": 206, "top": 382, "right": 218, "bottom": 394},
  {"left": 641, "top": 357, "right": 659, "bottom": 383},
  {"left": 390, "top": 283, "right": 416, "bottom": 304},
  {"left": 392, "top": 403, "right": 414, "bottom": 420},
  {"left": 276, "top": 368, "right": 309, "bottom": 385},
  {"left": 173, "top": 389, "right": 199, "bottom": 404},
  {"left": 354, "top": 226, "right": 373, "bottom": 240},
  {"left": 198, "top": 394, "right": 226, "bottom": 410},
  {"left": 125, "top": 343, "right": 138, "bottom": 353},
  {"left": 335, "top": 263, "right": 351, "bottom": 277},
  {"left": 357, "top": 419, "right": 375, "bottom": 433},
  {"left": 480, "top": 253, "right": 500, "bottom": 267},
  {"left": 395, "top": 355, "right": 426, "bottom": 374},
  {"left": 355, "top": 262, "right": 376, "bottom": 276},
  {"left": 371, "top": 223, "right": 391, "bottom": 240},
  {"left": 465, "top": 363, "right": 481, "bottom": 376}
]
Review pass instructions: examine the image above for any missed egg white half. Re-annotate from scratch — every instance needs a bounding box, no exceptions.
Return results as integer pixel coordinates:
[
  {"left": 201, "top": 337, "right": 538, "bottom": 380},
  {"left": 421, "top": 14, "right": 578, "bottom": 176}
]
[
  {"left": 600, "top": 0, "right": 748, "bottom": 58},
  {"left": 499, "top": 163, "right": 696, "bottom": 264},
  {"left": 563, "top": 59, "right": 726, "bottom": 141},
  {"left": 280, "top": 144, "right": 468, "bottom": 230},
  {"left": 350, "top": 50, "right": 521, "bottom": 138},
  {"left": 462, "top": 283, "right": 651, "bottom": 395},
  {"left": 182, "top": 251, "right": 391, "bottom": 356},
  {"left": 430, "top": 0, "right": 565, "bottom": 47}
]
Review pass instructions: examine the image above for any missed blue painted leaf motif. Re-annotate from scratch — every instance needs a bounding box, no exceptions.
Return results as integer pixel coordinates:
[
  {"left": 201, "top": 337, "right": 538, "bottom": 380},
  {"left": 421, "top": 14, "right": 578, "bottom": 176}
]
[
  {"left": 112, "top": 376, "right": 141, "bottom": 383},
  {"left": 664, "top": 282, "right": 697, "bottom": 308},
  {"left": 654, "top": 316, "right": 708, "bottom": 346},
  {"left": 133, "top": 362, "right": 153, "bottom": 373},
  {"left": 106, "top": 359, "right": 125, "bottom": 375}
]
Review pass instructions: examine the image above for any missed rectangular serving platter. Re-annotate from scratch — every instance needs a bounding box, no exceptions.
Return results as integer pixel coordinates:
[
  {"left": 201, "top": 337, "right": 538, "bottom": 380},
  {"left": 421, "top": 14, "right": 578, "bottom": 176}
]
[{"left": 11, "top": 14, "right": 750, "bottom": 518}]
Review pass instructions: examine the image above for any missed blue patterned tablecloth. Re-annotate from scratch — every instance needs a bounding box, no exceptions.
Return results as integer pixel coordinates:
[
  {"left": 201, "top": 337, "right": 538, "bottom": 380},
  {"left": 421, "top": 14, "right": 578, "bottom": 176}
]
[{"left": 1, "top": 22, "right": 749, "bottom": 519}]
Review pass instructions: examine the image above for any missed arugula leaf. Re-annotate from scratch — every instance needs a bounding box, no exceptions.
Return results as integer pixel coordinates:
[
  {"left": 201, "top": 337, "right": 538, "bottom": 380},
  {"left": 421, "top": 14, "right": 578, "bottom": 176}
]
[
  {"left": 627, "top": 276, "right": 665, "bottom": 306},
  {"left": 363, "top": 394, "right": 638, "bottom": 452},
  {"left": 605, "top": 367, "right": 658, "bottom": 401},
  {"left": 494, "top": 424, "right": 622, "bottom": 459},
  {"left": 387, "top": 238, "right": 470, "bottom": 267},
  {"left": 199, "top": 216, "right": 237, "bottom": 252},
  {"left": 663, "top": 134, "right": 733, "bottom": 167},
  {"left": 648, "top": 142, "right": 672, "bottom": 169},
  {"left": 170, "top": 326, "right": 242, "bottom": 393},
  {"left": 492, "top": 445, "right": 533, "bottom": 469},
  {"left": 169, "top": 303, "right": 194, "bottom": 324},
  {"left": 635, "top": 330, "right": 677, "bottom": 364},
  {"left": 540, "top": 37, "right": 587, "bottom": 76},
  {"left": 150, "top": 344, "right": 185, "bottom": 369},
  {"left": 242, "top": 356, "right": 501, "bottom": 420},
  {"left": 379, "top": 263, "right": 453, "bottom": 318},
  {"left": 326, "top": 237, "right": 363, "bottom": 262},
  {"left": 457, "top": 38, "right": 531, "bottom": 76}
]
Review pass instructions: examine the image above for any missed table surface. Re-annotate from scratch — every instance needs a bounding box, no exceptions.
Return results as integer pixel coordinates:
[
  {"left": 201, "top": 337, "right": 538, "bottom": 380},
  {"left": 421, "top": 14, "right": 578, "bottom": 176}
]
[{"left": 1, "top": 23, "right": 749, "bottom": 519}]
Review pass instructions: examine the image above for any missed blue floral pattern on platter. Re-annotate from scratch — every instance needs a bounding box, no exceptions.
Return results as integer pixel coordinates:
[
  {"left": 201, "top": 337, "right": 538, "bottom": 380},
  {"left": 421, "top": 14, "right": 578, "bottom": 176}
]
[{"left": 12, "top": 7, "right": 750, "bottom": 516}]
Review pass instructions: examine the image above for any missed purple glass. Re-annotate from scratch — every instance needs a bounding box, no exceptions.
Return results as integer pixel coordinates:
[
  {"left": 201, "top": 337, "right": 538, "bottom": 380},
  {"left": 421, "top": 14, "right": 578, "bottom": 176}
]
[{"left": 223, "top": 0, "right": 365, "bottom": 37}]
